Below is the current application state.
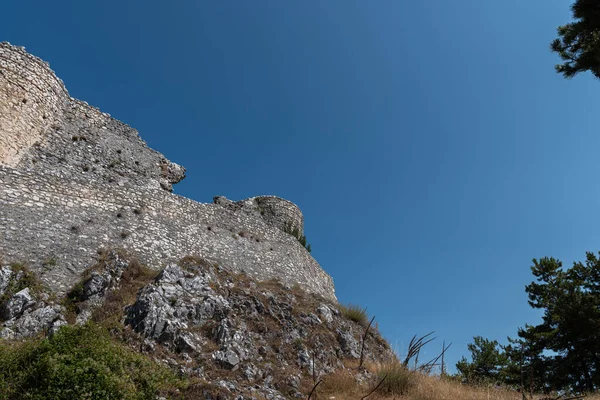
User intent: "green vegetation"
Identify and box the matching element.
[0,264,44,309]
[0,323,182,400]
[456,251,600,394]
[455,336,509,384]
[338,303,368,325]
[552,0,600,79]
[283,222,312,252]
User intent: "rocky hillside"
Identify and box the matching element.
[0,250,393,399]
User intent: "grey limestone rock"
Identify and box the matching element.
[0,267,11,297]
[317,304,334,324]
[125,263,230,352]
[0,288,36,320]
[213,348,241,369]
[337,328,361,359]
[1,304,65,339]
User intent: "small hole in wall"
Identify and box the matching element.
[270,248,274,251]
[134,161,140,165]
[116,213,123,218]
[116,149,122,154]
[120,231,130,239]
[22,98,27,104]
[42,114,47,120]
[256,238,260,243]
[133,209,141,215]
[70,226,80,234]
[82,165,90,172]
[207,226,212,231]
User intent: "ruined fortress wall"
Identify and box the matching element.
[0,44,69,166]
[253,196,305,234]
[0,42,185,192]
[0,42,337,302]
[0,166,336,301]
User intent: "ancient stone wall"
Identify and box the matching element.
[0,43,69,166]
[0,166,335,301]
[0,42,185,192]
[0,42,337,302]
[214,195,304,235]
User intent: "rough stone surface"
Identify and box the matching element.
[0,287,35,320]
[0,304,66,339]
[121,260,393,398]
[0,251,394,398]
[0,267,11,297]
[0,42,336,302]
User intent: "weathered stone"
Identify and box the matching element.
[1,304,65,339]
[317,304,334,324]
[82,272,109,299]
[0,42,336,302]
[0,288,36,320]
[0,267,11,298]
[337,329,361,359]
[213,348,241,369]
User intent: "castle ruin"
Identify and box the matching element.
[0,42,336,301]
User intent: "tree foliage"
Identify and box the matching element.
[455,336,508,384]
[456,253,600,393]
[551,0,600,78]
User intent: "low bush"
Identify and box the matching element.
[0,323,182,400]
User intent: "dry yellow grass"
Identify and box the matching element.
[313,361,600,400]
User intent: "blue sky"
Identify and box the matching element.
[3,1,599,371]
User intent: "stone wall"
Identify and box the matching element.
[0,42,185,192]
[0,167,335,301]
[0,42,336,302]
[214,195,305,235]
[0,43,69,166]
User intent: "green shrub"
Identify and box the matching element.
[339,303,368,325]
[0,323,182,400]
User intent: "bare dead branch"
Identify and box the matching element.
[359,315,376,368]
[361,373,388,400]
[307,379,322,400]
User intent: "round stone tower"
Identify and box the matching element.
[253,195,304,235]
[0,43,70,166]
[214,195,304,235]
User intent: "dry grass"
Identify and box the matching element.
[339,303,369,325]
[90,257,158,326]
[308,361,600,400]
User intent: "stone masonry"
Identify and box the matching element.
[0,42,336,301]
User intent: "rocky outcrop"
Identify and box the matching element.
[0,252,392,399]
[121,258,391,398]
[0,265,66,339]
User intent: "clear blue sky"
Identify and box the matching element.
[3,1,599,371]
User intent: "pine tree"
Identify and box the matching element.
[455,336,509,384]
[551,0,600,78]
[519,254,600,392]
